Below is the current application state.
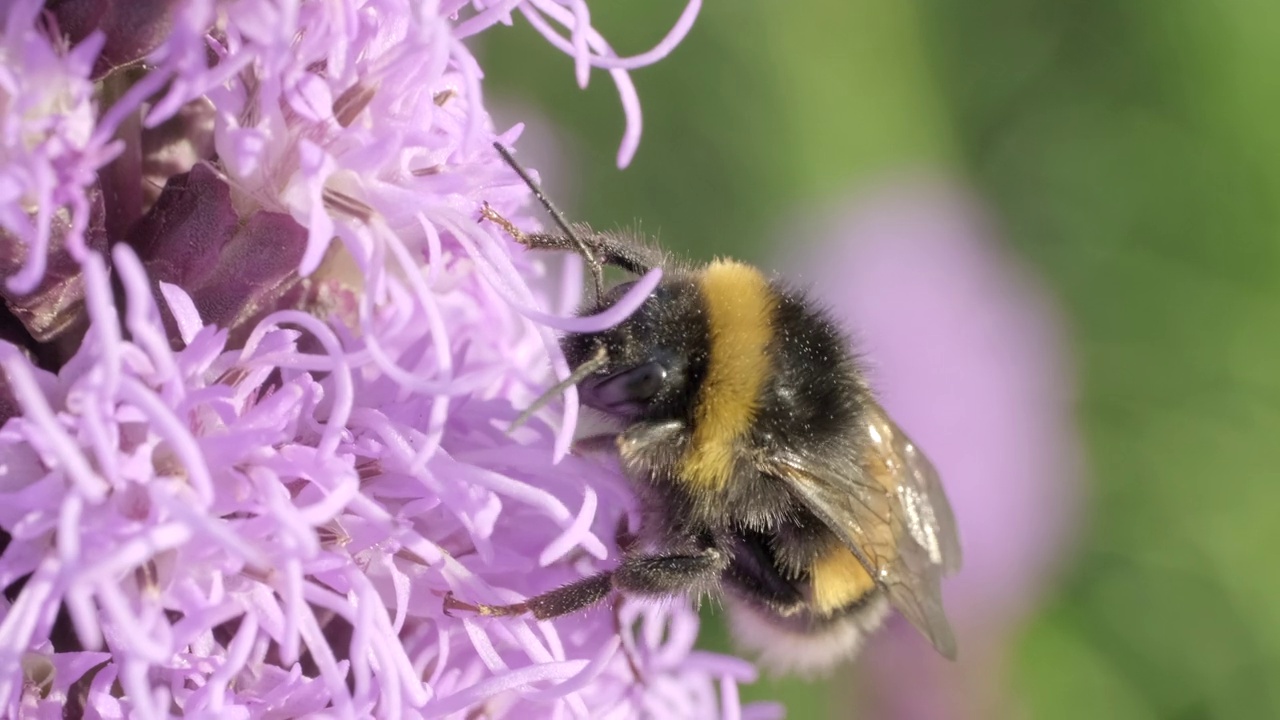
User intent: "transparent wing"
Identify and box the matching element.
[765,400,962,659]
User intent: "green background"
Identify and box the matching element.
[480,2,1280,718]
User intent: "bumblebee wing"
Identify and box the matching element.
[765,400,962,659]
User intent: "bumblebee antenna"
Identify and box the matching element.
[492,142,605,300]
[509,344,609,432]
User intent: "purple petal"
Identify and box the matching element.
[0,2,758,717]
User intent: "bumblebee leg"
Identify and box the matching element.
[576,422,685,462]
[572,433,620,456]
[612,596,645,682]
[615,515,638,553]
[519,230,661,276]
[616,420,687,471]
[612,545,727,597]
[480,203,661,276]
[443,546,726,620]
[443,572,613,620]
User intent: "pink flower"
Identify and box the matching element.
[0,1,775,718]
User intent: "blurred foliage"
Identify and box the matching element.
[922,1,1280,718]
[481,1,1280,717]
[479,0,950,266]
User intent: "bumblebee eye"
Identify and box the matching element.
[583,361,667,411]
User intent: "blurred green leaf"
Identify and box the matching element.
[480,0,952,264]
[1017,613,1157,720]
[922,0,1280,717]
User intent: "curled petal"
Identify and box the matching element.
[0,2,758,717]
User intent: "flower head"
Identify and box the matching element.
[0,1,774,718]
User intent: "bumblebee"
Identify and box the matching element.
[445,143,962,674]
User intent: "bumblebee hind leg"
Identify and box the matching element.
[444,573,614,620]
[444,545,727,620]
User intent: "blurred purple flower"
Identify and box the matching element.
[781,180,1082,720]
[0,1,776,718]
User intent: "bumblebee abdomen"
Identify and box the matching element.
[725,588,891,678]
[723,523,879,620]
[722,529,889,677]
[808,542,878,616]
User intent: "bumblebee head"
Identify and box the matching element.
[560,278,706,423]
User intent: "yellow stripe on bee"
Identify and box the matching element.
[811,544,878,615]
[679,260,776,490]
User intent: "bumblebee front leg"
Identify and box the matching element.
[444,545,727,620]
[480,203,663,277]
